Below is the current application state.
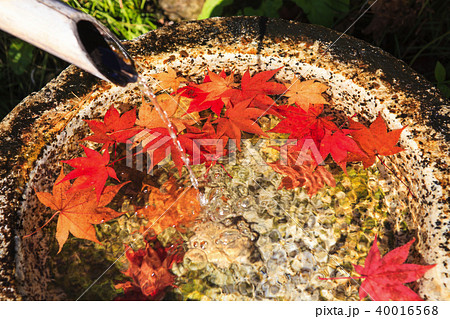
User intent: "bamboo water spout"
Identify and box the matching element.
[0,0,137,86]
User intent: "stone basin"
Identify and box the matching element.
[0,17,448,300]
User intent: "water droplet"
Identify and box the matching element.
[218,230,241,247]
[237,281,254,296]
[183,248,207,270]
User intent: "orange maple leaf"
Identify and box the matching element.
[150,66,187,92]
[33,168,128,252]
[215,99,268,151]
[136,93,199,132]
[137,178,201,235]
[284,78,328,110]
[348,113,406,168]
[193,69,238,105]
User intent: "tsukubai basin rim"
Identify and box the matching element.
[0,16,448,300]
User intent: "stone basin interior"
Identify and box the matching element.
[0,17,448,300]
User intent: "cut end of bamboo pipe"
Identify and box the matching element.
[76,19,138,86]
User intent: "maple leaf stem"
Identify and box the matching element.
[339,113,358,130]
[108,155,128,167]
[319,276,364,280]
[23,210,60,239]
[218,163,233,179]
[376,154,417,199]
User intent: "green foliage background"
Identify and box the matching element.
[0,0,448,120]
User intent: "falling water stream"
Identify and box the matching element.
[137,76,209,206]
[137,77,199,188]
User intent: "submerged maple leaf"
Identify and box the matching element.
[215,99,268,151]
[348,113,406,168]
[320,236,436,301]
[34,168,127,252]
[115,240,182,300]
[284,78,329,110]
[149,66,187,92]
[60,145,119,202]
[83,105,140,149]
[268,148,335,196]
[137,178,201,235]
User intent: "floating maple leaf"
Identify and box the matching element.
[215,99,268,151]
[180,70,233,115]
[136,93,199,133]
[115,240,182,300]
[230,67,286,114]
[137,178,201,235]
[347,113,406,168]
[33,168,127,252]
[270,104,338,144]
[320,236,436,301]
[183,117,228,168]
[319,129,366,173]
[284,78,329,110]
[149,66,187,92]
[136,127,196,175]
[60,145,120,202]
[192,69,237,105]
[83,105,140,149]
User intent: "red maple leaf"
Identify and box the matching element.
[270,104,338,144]
[183,117,228,168]
[320,236,436,301]
[83,105,140,149]
[347,113,406,168]
[268,148,335,196]
[230,67,286,115]
[180,70,235,115]
[214,99,268,151]
[319,129,366,173]
[60,145,119,202]
[137,127,196,175]
[114,240,182,300]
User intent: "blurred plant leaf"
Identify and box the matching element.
[434,61,446,83]
[7,40,35,75]
[434,61,450,98]
[292,0,349,27]
[243,0,283,18]
[198,0,233,19]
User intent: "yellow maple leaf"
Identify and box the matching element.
[284,78,328,110]
[136,93,199,132]
[150,66,187,92]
